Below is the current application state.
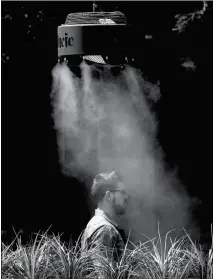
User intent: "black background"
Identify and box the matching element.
[2,1,211,246]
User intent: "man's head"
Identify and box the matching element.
[91,171,129,216]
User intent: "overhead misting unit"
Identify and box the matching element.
[57,10,135,69]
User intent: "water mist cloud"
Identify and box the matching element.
[51,61,198,245]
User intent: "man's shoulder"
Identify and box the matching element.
[84,213,118,239]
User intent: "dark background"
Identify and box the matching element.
[2,1,211,246]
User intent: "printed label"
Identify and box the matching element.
[58,26,83,56]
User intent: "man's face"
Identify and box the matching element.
[111,182,129,216]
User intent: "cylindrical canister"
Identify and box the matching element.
[57,23,127,57]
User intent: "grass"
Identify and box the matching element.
[1,225,212,279]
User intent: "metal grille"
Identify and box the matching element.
[83,55,106,64]
[65,11,126,25]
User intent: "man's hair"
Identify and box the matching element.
[91,171,123,205]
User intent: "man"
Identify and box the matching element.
[81,171,129,272]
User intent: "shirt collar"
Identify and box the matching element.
[95,207,119,228]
